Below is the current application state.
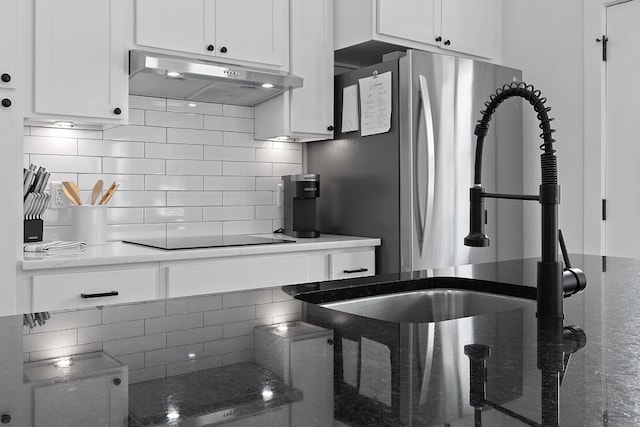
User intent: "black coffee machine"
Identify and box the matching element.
[282,174,320,238]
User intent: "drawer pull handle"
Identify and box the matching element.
[80,291,119,299]
[343,268,368,274]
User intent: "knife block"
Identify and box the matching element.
[24,219,43,243]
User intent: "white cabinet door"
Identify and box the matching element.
[0,0,18,89]
[440,0,494,58]
[215,0,287,66]
[289,0,334,137]
[377,0,438,46]
[33,0,128,121]
[136,0,216,56]
[0,318,24,425]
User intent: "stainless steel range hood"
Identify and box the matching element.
[129,50,303,106]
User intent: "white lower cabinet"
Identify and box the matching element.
[329,250,375,280]
[30,267,159,312]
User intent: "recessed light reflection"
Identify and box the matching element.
[55,358,72,369]
[167,411,180,420]
[188,353,196,359]
[188,103,197,107]
[262,83,274,88]
[262,387,274,401]
[276,324,288,332]
[54,121,74,128]
[166,71,182,78]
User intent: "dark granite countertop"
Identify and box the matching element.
[1,254,639,426]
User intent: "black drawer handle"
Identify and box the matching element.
[343,268,368,274]
[81,291,119,299]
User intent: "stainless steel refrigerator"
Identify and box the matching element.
[308,50,524,273]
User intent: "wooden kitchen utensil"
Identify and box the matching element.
[62,181,82,205]
[90,179,104,205]
[98,182,119,205]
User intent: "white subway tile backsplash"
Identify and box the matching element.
[166,222,223,238]
[78,174,145,191]
[129,366,166,384]
[103,157,165,175]
[255,300,301,319]
[30,127,102,139]
[256,148,302,164]
[146,110,204,129]
[107,208,144,224]
[273,163,303,176]
[167,191,221,206]
[222,105,254,118]
[223,161,271,176]
[129,95,166,111]
[145,143,203,160]
[78,320,144,344]
[204,306,255,326]
[223,132,271,148]
[205,116,253,133]
[78,139,145,158]
[24,136,78,155]
[33,96,281,243]
[204,146,255,162]
[23,329,77,353]
[204,176,255,191]
[102,301,166,324]
[144,207,203,223]
[167,159,222,176]
[28,343,103,363]
[222,319,270,339]
[166,356,222,377]
[107,191,166,208]
[166,325,223,348]
[145,175,203,191]
[203,206,254,221]
[167,128,223,145]
[103,125,166,143]
[102,333,167,356]
[203,335,253,356]
[24,126,30,136]
[128,109,145,125]
[167,99,223,115]
[223,191,272,206]
[166,295,222,316]
[115,353,145,371]
[145,343,204,367]
[32,309,101,333]
[222,289,272,308]
[30,154,101,174]
[222,349,254,366]
[145,313,203,335]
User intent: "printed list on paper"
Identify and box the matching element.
[358,71,392,137]
[341,84,359,133]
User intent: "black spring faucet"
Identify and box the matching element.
[464,82,586,319]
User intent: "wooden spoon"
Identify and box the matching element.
[98,182,119,205]
[62,181,82,205]
[90,180,104,205]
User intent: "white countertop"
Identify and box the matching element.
[22,234,381,271]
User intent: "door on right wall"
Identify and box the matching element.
[604,0,640,258]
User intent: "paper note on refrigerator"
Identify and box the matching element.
[341,84,359,133]
[358,71,392,137]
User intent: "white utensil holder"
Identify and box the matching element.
[71,205,107,245]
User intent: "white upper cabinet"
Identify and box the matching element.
[31,0,128,125]
[0,0,18,90]
[255,0,334,141]
[336,0,498,59]
[136,0,288,68]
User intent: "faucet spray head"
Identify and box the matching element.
[464,186,490,247]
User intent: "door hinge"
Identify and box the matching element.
[602,199,607,221]
[596,35,608,61]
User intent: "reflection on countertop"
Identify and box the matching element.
[3,255,640,425]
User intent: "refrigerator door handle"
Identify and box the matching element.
[414,74,436,255]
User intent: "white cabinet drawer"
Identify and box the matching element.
[32,268,158,312]
[167,254,311,298]
[329,251,375,280]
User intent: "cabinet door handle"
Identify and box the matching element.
[327,125,334,131]
[113,107,122,115]
[444,40,451,46]
[220,46,228,53]
[0,414,11,424]
[80,291,119,299]
[207,44,215,52]
[343,268,368,274]
[1,73,11,83]
[1,98,11,108]
[435,36,442,42]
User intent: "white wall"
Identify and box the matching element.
[501,1,585,257]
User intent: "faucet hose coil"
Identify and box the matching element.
[473,82,558,185]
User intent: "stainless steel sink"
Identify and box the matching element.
[320,288,533,323]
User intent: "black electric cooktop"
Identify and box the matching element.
[122,235,294,250]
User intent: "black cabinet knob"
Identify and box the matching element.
[327,125,334,131]
[435,36,442,42]
[113,378,121,386]
[1,98,11,108]
[220,46,228,53]
[113,107,122,115]
[327,338,334,346]
[0,414,11,424]
[207,44,214,52]
[444,40,451,46]
[1,73,10,83]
